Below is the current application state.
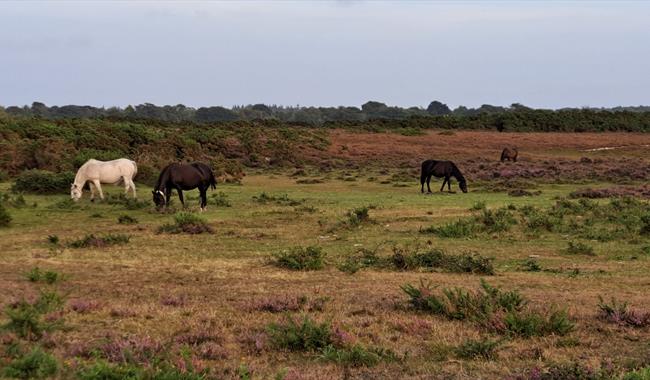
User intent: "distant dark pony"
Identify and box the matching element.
[420,160,468,193]
[152,162,217,210]
[500,147,518,162]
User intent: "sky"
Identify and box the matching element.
[1,1,649,109]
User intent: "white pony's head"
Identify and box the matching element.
[70,183,82,201]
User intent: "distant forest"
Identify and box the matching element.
[2,101,650,132]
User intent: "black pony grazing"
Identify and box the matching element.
[420,160,468,193]
[501,147,518,162]
[152,162,217,210]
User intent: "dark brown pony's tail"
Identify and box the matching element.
[209,170,217,190]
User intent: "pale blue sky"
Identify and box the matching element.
[1,1,649,109]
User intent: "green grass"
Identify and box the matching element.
[0,176,649,378]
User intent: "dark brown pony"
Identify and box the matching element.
[420,160,468,193]
[500,147,518,162]
[152,162,217,210]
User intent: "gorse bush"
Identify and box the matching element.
[158,212,212,234]
[26,267,61,284]
[272,246,325,271]
[252,192,302,206]
[266,316,332,351]
[11,170,75,194]
[390,247,494,275]
[321,345,397,367]
[3,290,65,340]
[2,347,59,379]
[68,233,130,248]
[423,219,476,238]
[401,280,573,337]
[210,191,231,207]
[347,206,371,226]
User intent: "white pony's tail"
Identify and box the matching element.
[131,160,138,179]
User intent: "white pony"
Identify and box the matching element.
[70,158,138,201]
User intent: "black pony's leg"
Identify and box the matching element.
[426,176,432,193]
[440,178,447,192]
[177,188,185,208]
[165,188,172,207]
[448,177,452,191]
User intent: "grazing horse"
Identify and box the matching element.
[500,147,518,162]
[152,162,217,211]
[71,158,137,201]
[420,160,468,193]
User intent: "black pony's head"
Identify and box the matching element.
[152,190,166,207]
[459,178,468,193]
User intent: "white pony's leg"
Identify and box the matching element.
[130,179,137,199]
[93,179,104,200]
[89,182,95,200]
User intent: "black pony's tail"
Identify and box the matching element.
[420,161,429,185]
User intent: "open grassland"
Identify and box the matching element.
[1,168,650,379]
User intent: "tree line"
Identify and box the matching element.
[2,101,650,132]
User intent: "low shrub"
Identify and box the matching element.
[272,246,325,271]
[117,214,138,225]
[470,201,487,211]
[47,235,59,245]
[11,170,75,194]
[476,207,517,233]
[0,202,11,227]
[158,212,212,234]
[454,338,501,360]
[565,241,595,256]
[266,316,332,352]
[2,347,59,379]
[68,233,130,248]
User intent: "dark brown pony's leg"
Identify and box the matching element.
[199,187,207,210]
[426,176,432,193]
[448,178,452,191]
[440,178,447,192]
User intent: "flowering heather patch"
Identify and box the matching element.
[99,335,163,364]
[160,294,188,307]
[570,185,650,199]
[245,295,307,313]
[196,342,229,360]
[173,328,222,346]
[392,317,434,337]
[238,331,268,353]
[109,308,137,318]
[69,299,102,314]
[597,297,650,328]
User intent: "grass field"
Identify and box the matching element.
[2,168,650,379]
